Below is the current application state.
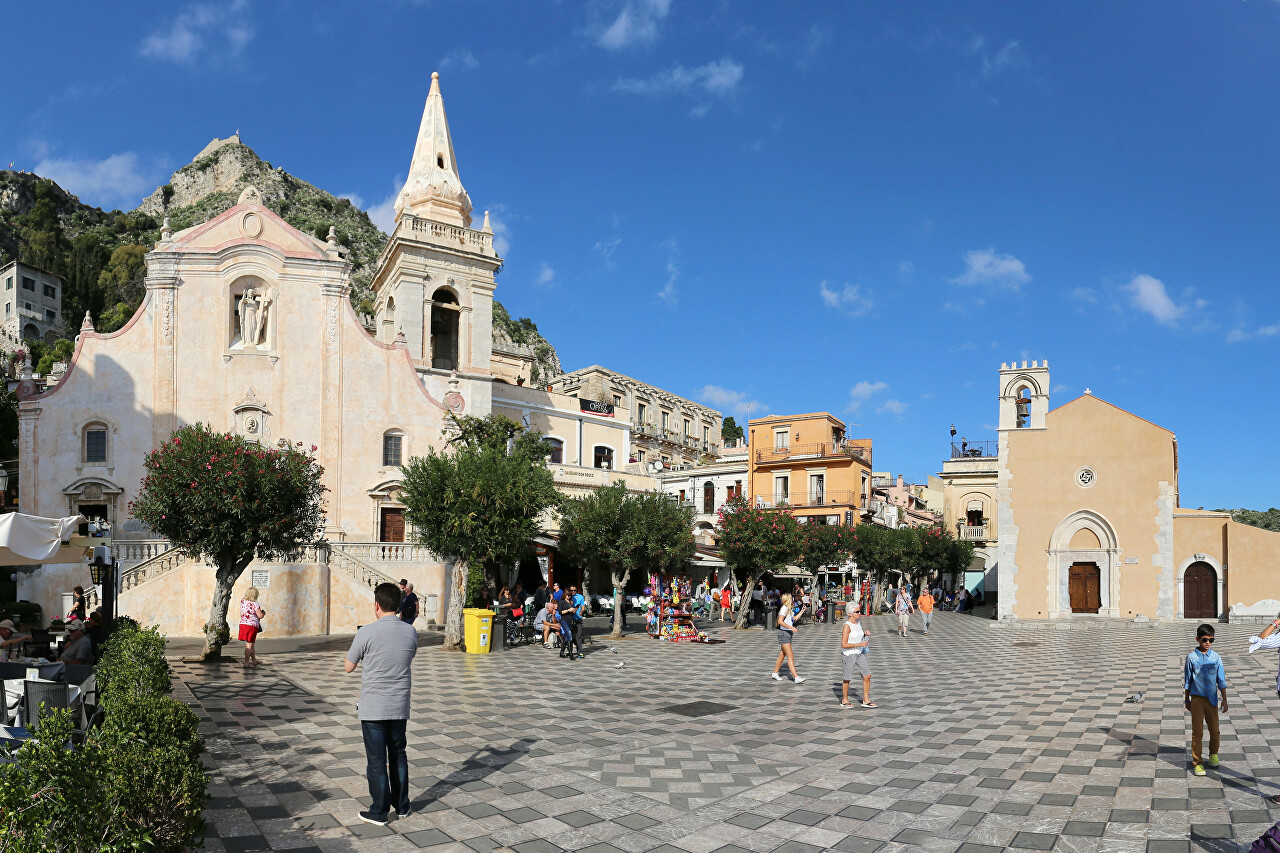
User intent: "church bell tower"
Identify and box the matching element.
[997,360,1050,431]
[370,72,500,413]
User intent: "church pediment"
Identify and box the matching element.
[165,190,330,261]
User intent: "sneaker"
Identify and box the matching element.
[359,810,390,826]
[397,805,413,819]
[1192,765,1206,776]
[1208,754,1220,767]
[770,672,783,681]
[793,676,806,684]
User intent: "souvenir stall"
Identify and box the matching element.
[644,572,723,643]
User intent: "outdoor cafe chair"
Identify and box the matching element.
[0,680,11,726]
[22,681,70,732]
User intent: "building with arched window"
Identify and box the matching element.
[935,361,1280,623]
[1,260,63,346]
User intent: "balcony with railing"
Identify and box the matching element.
[950,440,997,459]
[959,525,988,541]
[752,490,858,509]
[754,442,870,466]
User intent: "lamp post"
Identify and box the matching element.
[88,545,115,624]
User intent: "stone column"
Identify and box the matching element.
[320,282,346,535]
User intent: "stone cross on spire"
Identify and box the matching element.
[394,71,473,228]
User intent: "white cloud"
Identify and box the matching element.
[897,260,914,281]
[360,178,403,234]
[140,0,253,64]
[657,237,679,305]
[439,49,478,72]
[613,58,745,107]
[33,152,154,208]
[1226,321,1280,343]
[1071,286,1097,303]
[847,381,888,415]
[696,385,767,420]
[876,399,908,416]
[950,248,1031,290]
[1124,273,1187,326]
[594,235,622,267]
[597,0,672,49]
[487,204,512,256]
[535,263,555,287]
[818,281,873,317]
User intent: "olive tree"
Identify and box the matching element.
[130,423,327,660]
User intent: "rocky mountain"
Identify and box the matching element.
[138,136,387,306]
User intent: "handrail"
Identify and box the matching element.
[752,490,858,509]
[118,545,187,593]
[331,542,435,563]
[755,442,870,465]
[950,440,997,459]
[327,547,400,591]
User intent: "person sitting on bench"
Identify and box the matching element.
[533,600,559,649]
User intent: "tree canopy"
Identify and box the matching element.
[716,495,802,627]
[721,416,743,443]
[1220,507,1280,533]
[129,423,327,658]
[399,414,560,650]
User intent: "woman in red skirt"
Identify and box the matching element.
[238,587,266,667]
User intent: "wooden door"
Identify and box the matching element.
[1184,562,1217,619]
[380,508,405,543]
[703,483,715,514]
[1069,562,1101,613]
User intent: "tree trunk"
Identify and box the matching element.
[203,556,250,661]
[443,558,468,651]
[732,572,756,628]
[609,567,630,639]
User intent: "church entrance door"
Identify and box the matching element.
[380,508,405,543]
[1069,562,1101,613]
[1184,562,1217,619]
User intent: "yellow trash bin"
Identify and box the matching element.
[463,608,495,654]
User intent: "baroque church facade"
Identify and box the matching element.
[15,73,501,636]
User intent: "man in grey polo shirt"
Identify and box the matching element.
[345,581,418,826]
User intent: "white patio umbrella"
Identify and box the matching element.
[0,513,89,566]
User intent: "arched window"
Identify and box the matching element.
[430,288,460,371]
[593,445,614,469]
[22,323,39,340]
[83,423,108,464]
[382,430,403,467]
[966,499,985,527]
[544,438,564,464]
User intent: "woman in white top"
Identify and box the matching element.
[770,593,806,684]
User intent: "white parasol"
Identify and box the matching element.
[0,513,89,566]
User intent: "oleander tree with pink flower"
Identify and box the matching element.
[130,422,327,660]
[715,495,802,628]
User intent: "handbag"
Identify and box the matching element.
[511,607,524,619]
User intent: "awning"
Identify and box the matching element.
[0,513,89,566]
[768,566,814,579]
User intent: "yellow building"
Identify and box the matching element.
[945,361,1280,623]
[747,413,872,524]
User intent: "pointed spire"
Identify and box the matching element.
[395,71,473,228]
[481,210,492,234]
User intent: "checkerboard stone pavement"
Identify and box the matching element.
[168,610,1280,853]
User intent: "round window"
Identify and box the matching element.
[1075,466,1097,489]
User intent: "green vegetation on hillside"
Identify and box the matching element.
[492,300,562,384]
[1217,508,1280,532]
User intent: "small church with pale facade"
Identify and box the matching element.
[938,361,1280,623]
[15,73,501,636]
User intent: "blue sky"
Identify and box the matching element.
[5,1,1279,508]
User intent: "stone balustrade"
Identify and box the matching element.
[331,542,434,563]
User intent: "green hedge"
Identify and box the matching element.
[0,619,207,852]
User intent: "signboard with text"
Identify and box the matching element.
[580,399,615,417]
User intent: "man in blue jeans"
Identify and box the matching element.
[345,581,419,826]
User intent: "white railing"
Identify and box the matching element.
[119,547,187,592]
[115,539,171,565]
[327,548,399,591]
[332,542,434,563]
[406,215,493,253]
[960,525,988,541]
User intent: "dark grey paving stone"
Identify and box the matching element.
[1146,843,1190,853]
[836,805,881,821]
[791,785,833,798]
[1110,809,1150,823]
[1189,825,1232,840]
[831,839,883,853]
[1010,832,1057,850]
[1021,771,1055,782]
[954,812,984,827]
[559,811,604,828]
[403,829,456,848]
[1062,821,1106,837]
[245,805,289,820]
[888,800,930,814]
[578,845,627,853]
[770,843,823,853]
[463,840,501,853]
[1038,793,1077,807]
[727,813,773,830]
[1081,785,1118,797]
[350,822,396,839]
[222,839,272,853]
[615,813,662,831]
[504,807,545,824]
[977,778,1015,790]
[1233,809,1272,823]
[992,802,1034,816]
[460,803,502,819]
[940,793,979,807]
[1118,777,1153,787]
[1187,787,1225,799]
[543,786,582,798]
[840,782,876,795]
[781,810,826,826]
[513,841,564,853]
[957,845,1004,853]
[709,847,752,853]
[892,829,935,845]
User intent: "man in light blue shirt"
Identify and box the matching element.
[1183,623,1227,776]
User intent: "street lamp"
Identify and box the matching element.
[88,545,115,624]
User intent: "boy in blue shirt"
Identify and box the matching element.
[1184,623,1228,776]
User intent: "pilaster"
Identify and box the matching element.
[995,431,1018,620]
[1155,481,1176,619]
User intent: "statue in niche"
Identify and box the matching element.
[236,287,274,349]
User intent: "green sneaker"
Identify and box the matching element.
[1208,754,1220,767]
[1192,764,1206,776]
